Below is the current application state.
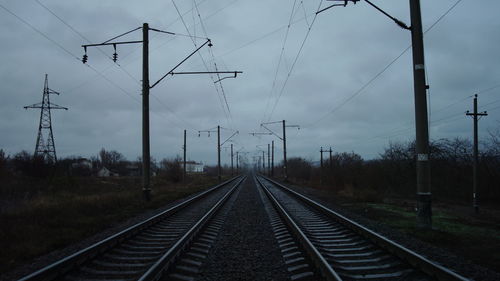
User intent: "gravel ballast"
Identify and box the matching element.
[196,176,290,281]
[280,180,500,281]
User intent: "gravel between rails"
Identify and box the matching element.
[280,180,500,281]
[196,176,290,281]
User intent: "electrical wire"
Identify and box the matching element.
[34,0,141,85]
[261,0,298,126]
[268,0,324,121]
[304,0,463,128]
[0,2,80,62]
[171,0,232,126]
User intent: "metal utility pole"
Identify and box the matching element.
[282,120,288,181]
[316,0,430,227]
[199,126,238,182]
[82,23,241,201]
[268,143,271,176]
[236,151,239,174]
[217,125,221,181]
[183,129,187,181]
[271,140,275,177]
[260,120,299,181]
[329,147,333,169]
[231,143,234,176]
[409,0,432,228]
[141,23,151,200]
[320,147,324,185]
[466,94,488,213]
[262,150,265,173]
[24,74,68,163]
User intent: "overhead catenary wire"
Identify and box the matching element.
[171,0,232,127]
[304,0,464,128]
[261,0,298,126]
[267,0,324,121]
[193,0,233,119]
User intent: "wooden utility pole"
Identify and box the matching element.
[410,0,432,228]
[142,23,151,201]
[466,94,487,213]
[231,143,234,176]
[183,129,187,181]
[236,151,239,174]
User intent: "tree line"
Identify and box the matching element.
[273,133,500,204]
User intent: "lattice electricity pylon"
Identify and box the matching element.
[24,74,68,163]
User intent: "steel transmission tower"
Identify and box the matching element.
[24,74,68,163]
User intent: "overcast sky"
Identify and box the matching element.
[1,0,499,166]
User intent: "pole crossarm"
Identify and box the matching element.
[170,71,242,76]
[221,131,239,147]
[260,124,283,140]
[102,27,142,44]
[82,40,143,48]
[24,103,68,110]
[318,0,360,14]
[150,39,212,88]
[364,0,411,30]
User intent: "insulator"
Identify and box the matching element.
[113,53,118,62]
[208,41,213,47]
[82,54,88,64]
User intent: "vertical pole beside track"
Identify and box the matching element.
[409,0,431,228]
[142,23,151,201]
[283,120,288,182]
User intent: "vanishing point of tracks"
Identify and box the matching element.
[17,174,470,281]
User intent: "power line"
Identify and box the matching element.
[194,0,233,119]
[268,0,324,121]
[305,0,463,128]
[0,2,80,61]
[171,0,232,126]
[261,0,298,125]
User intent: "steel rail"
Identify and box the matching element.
[18,176,242,281]
[139,175,246,281]
[260,175,470,281]
[255,175,342,281]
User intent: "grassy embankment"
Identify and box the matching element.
[0,174,226,274]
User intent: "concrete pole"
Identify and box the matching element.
[183,129,186,181]
[283,120,288,181]
[271,140,274,177]
[268,143,271,176]
[410,0,431,228]
[217,125,221,182]
[142,23,151,201]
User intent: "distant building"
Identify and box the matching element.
[124,164,141,177]
[97,166,119,177]
[186,161,204,173]
[70,158,92,176]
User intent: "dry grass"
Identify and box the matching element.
[0,174,221,274]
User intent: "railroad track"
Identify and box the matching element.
[18,176,246,281]
[256,175,470,281]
